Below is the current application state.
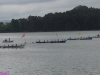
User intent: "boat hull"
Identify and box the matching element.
[2,40,13,43]
[2,45,25,48]
[36,40,66,43]
[67,37,92,40]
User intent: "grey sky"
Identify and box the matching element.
[0,0,100,21]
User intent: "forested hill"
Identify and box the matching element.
[1,5,100,32]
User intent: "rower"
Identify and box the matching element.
[97,34,100,37]
[8,45,9,47]
[4,45,5,48]
[47,40,48,42]
[39,39,40,42]
[12,44,13,47]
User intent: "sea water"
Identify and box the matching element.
[0,31,100,75]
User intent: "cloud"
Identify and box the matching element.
[0,0,70,20]
[67,0,100,8]
[0,0,100,21]
[0,0,55,5]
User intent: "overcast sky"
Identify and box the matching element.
[0,0,100,21]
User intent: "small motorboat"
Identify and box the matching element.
[2,38,13,43]
[2,40,13,43]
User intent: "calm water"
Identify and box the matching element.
[0,31,100,75]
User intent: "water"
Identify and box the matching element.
[0,31,100,75]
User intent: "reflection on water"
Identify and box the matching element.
[0,31,100,75]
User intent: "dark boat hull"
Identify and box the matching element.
[68,37,92,40]
[36,40,66,43]
[2,40,13,43]
[92,36,100,38]
[1,45,25,48]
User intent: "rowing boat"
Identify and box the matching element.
[67,37,92,40]
[1,44,25,48]
[36,40,66,43]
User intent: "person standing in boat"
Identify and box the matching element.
[97,34,100,37]
[9,38,10,41]
[5,39,7,41]
[39,39,40,42]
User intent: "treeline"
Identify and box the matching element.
[1,5,100,32]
